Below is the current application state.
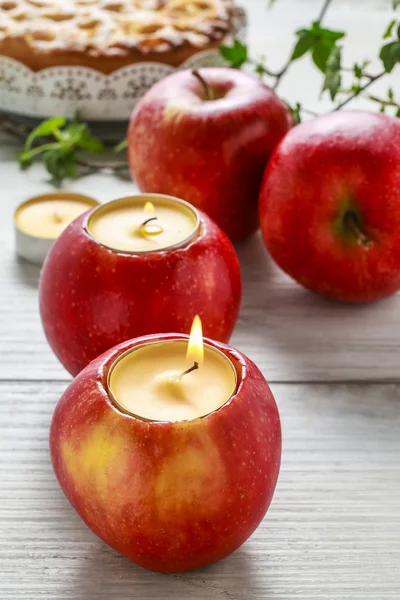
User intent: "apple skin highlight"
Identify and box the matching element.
[50,334,282,573]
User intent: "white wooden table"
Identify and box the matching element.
[1,1,399,598]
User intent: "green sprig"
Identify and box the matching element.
[219,0,400,118]
[290,21,345,74]
[18,117,106,184]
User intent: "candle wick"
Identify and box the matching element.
[142,216,158,227]
[139,216,164,237]
[174,361,199,382]
[53,211,63,224]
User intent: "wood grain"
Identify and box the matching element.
[0,381,399,599]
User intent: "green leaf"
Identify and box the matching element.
[393,0,400,9]
[290,29,316,61]
[388,87,395,101]
[43,148,77,183]
[322,46,342,100]
[286,102,302,125]
[59,121,87,144]
[219,39,248,68]
[380,40,400,72]
[383,19,396,39]
[56,121,105,153]
[397,23,400,39]
[76,131,105,153]
[18,150,33,169]
[114,138,127,153]
[18,150,31,164]
[350,83,362,94]
[24,116,66,151]
[353,63,363,78]
[290,22,345,66]
[255,63,268,76]
[312,41,333,72]
[396,107,400,117]
[310,22,345,43]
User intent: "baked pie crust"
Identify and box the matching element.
[0,0,235,73]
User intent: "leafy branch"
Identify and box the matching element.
[13,116,129,184]
[18,117,107,184]
[220,0,400,122]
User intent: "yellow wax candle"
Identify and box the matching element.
[108,318,237,422]
[87,194,199,253]
[15,192,98,239]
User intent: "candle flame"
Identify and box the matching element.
[144,201,155,214]
[187,315,204,366]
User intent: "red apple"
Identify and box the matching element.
[39,198,241,376]
[259,111,400,302]
[50,334,282,573]
[128,67,293,242]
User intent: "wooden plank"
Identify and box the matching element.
[0,380,399,599]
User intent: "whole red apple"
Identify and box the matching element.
[128,67,293,242]
[50,334,282,573]
[259,111,400,302]
[39,198,241,376]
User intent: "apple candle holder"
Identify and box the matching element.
[39,194,242,376]
[49,331,282,573]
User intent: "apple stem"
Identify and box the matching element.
[343,211,372,248]
[192,70,213,101]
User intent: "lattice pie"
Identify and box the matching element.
[0,0,235,72]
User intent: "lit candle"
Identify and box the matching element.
[108,316,237,421]
[15,192,98,265]
[40,193,241,376]
[87,194,199,253]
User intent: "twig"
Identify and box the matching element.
[341,66,376,81]
[317,0,333,24]
[0,117,29,142]
[302,107,320,117]
[334,71,385,110]
[274,63,291,90]
[250,60,280,78]
[274,0,333,90]
[76,159,129,177]
[368,94,399,108]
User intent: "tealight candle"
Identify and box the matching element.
[15,191,98,265]
[88,194,199,253]
[108,316,237,421]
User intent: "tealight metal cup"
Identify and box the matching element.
[14,191,99,266]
